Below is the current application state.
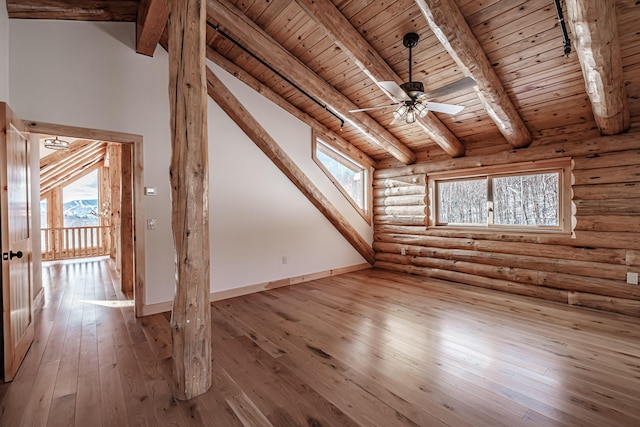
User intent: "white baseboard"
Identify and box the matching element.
[140,300,173,316]
[139,263,371,316]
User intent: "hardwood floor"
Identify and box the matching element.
[2,257,640,426]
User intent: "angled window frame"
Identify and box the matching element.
[427,158,573,234]
[313,136,372,224]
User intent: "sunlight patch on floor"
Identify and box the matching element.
[80,299,134,308]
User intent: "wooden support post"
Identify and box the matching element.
[120,143,134,293]
[50,187,63,255]
[168,0,211,400]
[100,156,112,256]
[108,144,122,266]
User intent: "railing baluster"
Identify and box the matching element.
[41,226,112,261]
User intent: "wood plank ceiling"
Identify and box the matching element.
[39,139,108,196]
[7,0,639,165]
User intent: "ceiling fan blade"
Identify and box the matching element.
[423,102,465,115]
[422,76,477,99]
[349,102,401,113]
[379,81,411,101]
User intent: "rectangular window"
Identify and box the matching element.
[428,159,571,233]
[313,137,371,223]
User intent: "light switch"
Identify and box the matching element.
[144,187,156,196]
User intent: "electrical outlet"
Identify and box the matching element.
[282,256,288,265]
[146,219,156,230]
[401,247,406,255]
[627,272,639,285]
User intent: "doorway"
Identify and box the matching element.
[26,120,146,317]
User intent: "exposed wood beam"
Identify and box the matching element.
[294,0,465,158]
[565,0,629,135]
[26,121,143,144]
[206,66,376,265]
[168,0,211,400]
[108,144,121,263]
[6,0,138,21]
[207,0,416,164]
[136,0,169,57]
[414,0,532,149]
[205,47,377,169]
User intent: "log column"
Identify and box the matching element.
[168,0,211,400]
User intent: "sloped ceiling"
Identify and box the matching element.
[8,0,639,167]
[40,139,107,196]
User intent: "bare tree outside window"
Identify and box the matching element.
[438,179,487,224]
[492,173,559,226]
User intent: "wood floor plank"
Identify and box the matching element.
[226,392,274,427]
[74,321,101,427]
[98,333,128,426]
[18,359,59,426]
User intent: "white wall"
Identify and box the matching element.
[0,0,9,102]
[207,61,371,292]
[9,20,371,306]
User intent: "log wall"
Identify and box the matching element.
[373,130,640,316]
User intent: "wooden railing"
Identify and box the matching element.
[41,226,111,261]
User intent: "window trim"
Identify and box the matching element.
[313,137,372,224]
[427,158,573,234]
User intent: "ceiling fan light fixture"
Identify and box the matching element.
[415,102,428,118]
[405,108,416,124]
[43,136,70,151]
[393,104,408,120]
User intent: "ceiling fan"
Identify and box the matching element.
[350,32,477,124]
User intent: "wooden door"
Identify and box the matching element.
[1,102,34,382]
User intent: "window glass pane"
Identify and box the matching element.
[492,173,559,226]
[63,170,100,227]
[40,199,48,229]
[438,178,487,224]
[316,144,365,209]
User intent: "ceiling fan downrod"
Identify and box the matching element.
[401,32,425,98]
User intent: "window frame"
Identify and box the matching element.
[312,137,372,224]
[427,158,572,234]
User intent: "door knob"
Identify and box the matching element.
[9,250,23,260]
